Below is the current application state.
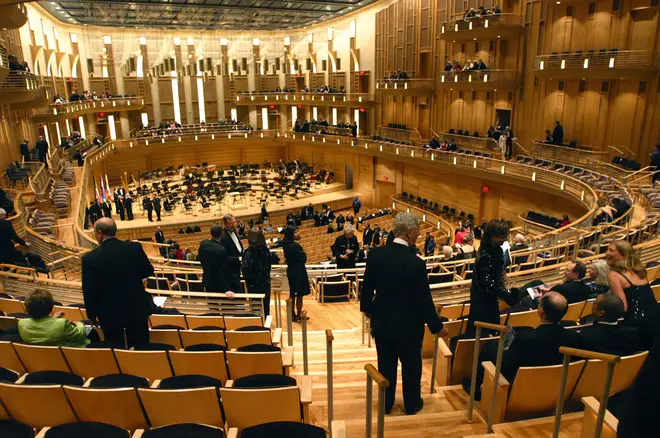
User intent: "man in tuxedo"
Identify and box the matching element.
[198,224,231,293]
[36,136,49,168]
[82,218,154,348]
[220,214,243,292]
[123,196,134,220]
[143,197,154,222]
[331,225,360,269]
[541,261,591,304]
[155,227,166,257]
[361,212,447,415]
[579,294,644,356]
[352,196,362,215]
[362,223,374,246]
[152,194,162,221]
[552,120,564,146]
[114,188,126,221]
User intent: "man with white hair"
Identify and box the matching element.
[361,212,448,415]
[331,223,359,269]
[0,208,29,264]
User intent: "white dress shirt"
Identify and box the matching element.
[229,230,242,253]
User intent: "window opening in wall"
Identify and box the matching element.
[639,81,647,93]
[566,5,574,16]
[579,80,587,93]
[602,81,609,92]
[588,2,596,14]
[613,0,621,12]
[558,81,565,91]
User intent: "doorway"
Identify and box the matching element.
[495,109,511,130]
[345,165,354,189]
[376,180,396,209]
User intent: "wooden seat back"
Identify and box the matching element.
[52,306,84,322]
[0,341,25,373]
[0,298,26,315]
[422,319,464,359]
[450,336,497,385]
[114,350,173,381]
[0,316,18,331]
[580,300,595,319]
[226,351,284,380]
[149,329,183,349]
[149,314,188,329]
[224,316,264,331]
[225,330,272,350]
[562,301,586,321]
[179,330,227,348]
[169,350,229,384]
[0,383,77,428]
[63,386,149,431]
[61,347,120,378]
[440,304,464,321]
[652,284,660,302]
[185,315,225,330]
[220,386,302,431]
[506,361,585,421]
[138,387,224,428]
[13,344,70,372]
[506,310,541,328]
[570,351,649,402]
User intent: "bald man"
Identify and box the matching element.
[82,217,155,348]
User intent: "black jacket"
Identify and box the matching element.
[331,234,360,268]
[155,230,165,244]
[0,219,25,263]
[579,321,644,357]
[82,238,154,328]
[242,245,280,292]
[283,241,310,295]
[198,239,230,292]
[551,280,592,304]
[36,139,48,154]
[153,197,161,211]
[361,242,443,342]
[363,228,374,245]
[220,229,244,269]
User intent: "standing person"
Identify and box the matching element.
[220,214,244,292]
[424,232,436,257]
[331,225,360,269]
[552,120,564,146]
[282,227,310,322]
[352,196,362,215]
[198,224,231,293]
[650,143,660,184]
[372,224,381,247]
[81,218,154,348]
[143,196,154,222]
[606,240,659,347]
[360,212,447,415]
[242,227,280,316]
[101,199,112,218]
[19,139,30,163]
[152,194,162,221]
[505,128,514,159]
[362,223,374,246]
[123,196,134,221]
[0,208,29,264]
[465,219,519,336]
[155,227,166,257]
[36,135,49,168]
[498,131,507,160]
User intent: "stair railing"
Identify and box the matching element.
[286,297,294,346]
[326,329,335,436]
[301,310,309,375]
[365,363,389,438]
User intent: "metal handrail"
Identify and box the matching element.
[301,310,309,376]
[326,329,335,436]
[0,71,40,90]
[364,364,389,438]
[375,78,434,90]
[440,69,518,84]
[534,50,659,70]
[286,297,294,347]
[528,141,609,165]
[34,97,143,116]
[441,13,523,30]
[235,91,374,102]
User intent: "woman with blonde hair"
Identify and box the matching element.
[606,240,658,346]
[586,259,610,297]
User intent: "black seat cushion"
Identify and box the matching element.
[44,422,129,438]
[159,374,222,389]
[237,344,281,352]
[242,421,326,438]
[192,326,225,331]
[184,343,227,352]
[86,341,125,349]
[143,424,224,438]
[235,326,269,332]
[151,325,183,330]
[233,374,296,389]
[133,343,176,351]
[23,371,84,386]
[90,374,149,389]
[0,367,19,383]
[0,420,34,438]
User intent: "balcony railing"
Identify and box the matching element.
[439,69,518,85]
[436,130,501,153]
[441,13,523,34]
[33,96,144,116]
[534,50,659,72]
[0,71,40,91]
[375,78,434,91]
[529,141,610,166]
[234,92,373,104]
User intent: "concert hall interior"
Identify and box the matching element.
[0,0,658,436]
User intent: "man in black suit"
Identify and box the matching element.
[19,139,30,163]
[123,196,134,220]
[301,203,314,220]
[362,223,374,246]
[424,232,436,257]
[552,120,564,146]
[198,224,232,293]
[220,214,243,292]
[0,208,28,264]
[152,194,162,221]
[155,227,166,257]
[541,261,591,304]
[143,197,153,222]
[114,188,125,221]
[579,294,644,356]
[82,218,154,348]
[36,136,49,168]
[331,225,360,269]
[361,212,447,415]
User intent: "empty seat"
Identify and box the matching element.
[63,385,149,431]
[38,422,130,438]
[114,349,173,381]
[0,383,77,428]
[61,347,121,378]
[226,347,294,380]
[169,350,229,384]
[141,424,225,438]
[13,344,70,373]
[138,387,225,428]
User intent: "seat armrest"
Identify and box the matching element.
[434,337,453,387]
[300,374,312,405]
[14,374,26,384]
[282,346,295,370]
[35,427,50,438]
[271,327,282,345]
[225,380,234,388]
[264,314,273,328]
[581,396,618,437]
[83,378,93,387]
[227,428,239,438]
[132,430,144,438]
[150,379,162,388]
[480,361,509,425]
[331,421,347,438]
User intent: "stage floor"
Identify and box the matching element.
[114,184,358,230]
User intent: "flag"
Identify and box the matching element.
[93,176,101,203]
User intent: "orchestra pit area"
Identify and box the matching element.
[0,0,659,437]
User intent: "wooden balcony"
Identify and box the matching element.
[438,69,518,91]
[233,92,375,108]
[32,97,144,122]
[533,50,659,79]
[0,71,48,105]
[375,79,435,96]
[0,3,27,29]
[440,14,524,42]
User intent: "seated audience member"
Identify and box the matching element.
[579,294,644,356]
[18,289,91,348]
[543,129,553,144]
[593,199,617,225]
[466,292,581,399]
[538,261,591,305]
[560,215,571,227]
[585,259,611,297]
[442,245,455,262]
[456,234,475,259]
[611,196,631,220]
[511,233,529,263]
[454,227,467,245]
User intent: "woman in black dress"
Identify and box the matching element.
[282,227,310,322]
[241,228,279,317]
[466,219,519,336]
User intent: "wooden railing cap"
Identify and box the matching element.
[364,363,390,388]
[559,346,621,363]
[325,329,334,344]
[474,321,509,333]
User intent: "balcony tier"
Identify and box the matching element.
[440,14,524,42]
[533,50,659,80]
